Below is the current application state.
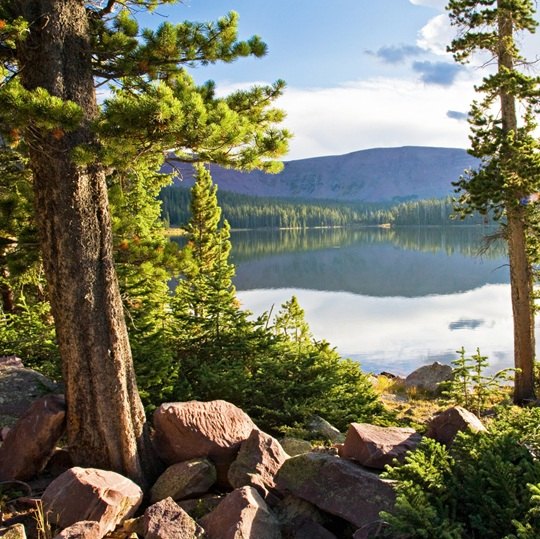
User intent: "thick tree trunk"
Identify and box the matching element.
[13,0,157,485]
[498,2,536,403]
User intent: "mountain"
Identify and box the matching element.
[167,146,478,203]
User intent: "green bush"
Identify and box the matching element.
[382,407,540,539]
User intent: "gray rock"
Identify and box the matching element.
[279,438,312,456]
[307,416,344,443]
[0,366,60,428]
[404,362,453,394]
[150,458,216,504]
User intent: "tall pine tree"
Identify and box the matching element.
[448,0,540,402]
[0,2,289,485]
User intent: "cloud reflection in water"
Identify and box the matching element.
[237,284,528,376]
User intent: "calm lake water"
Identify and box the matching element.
[226,226,530,376]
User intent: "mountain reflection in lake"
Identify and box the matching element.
[226,227,529,375]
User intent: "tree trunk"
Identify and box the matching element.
[13,0,157,486]
[498,1,536,403]
[507,208,536,402]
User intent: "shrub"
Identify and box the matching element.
[382,407,540,539]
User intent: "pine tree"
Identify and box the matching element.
[447,0,540,402]
[0,2,289,484]
[174,164,242,338]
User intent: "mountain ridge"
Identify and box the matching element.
[167,146,478,203]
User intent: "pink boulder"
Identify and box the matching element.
[42,467,143,536]
[0,394,66,480]
[153,400,258,485]
[144,497,205,539]
[228,429,289,495]
[426,406,487,445]
[340,423,422,469]
[200,486,281,539]
[275,452,395,529]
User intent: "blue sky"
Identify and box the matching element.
[139,0,538,160]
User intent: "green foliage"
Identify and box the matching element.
[167,167,383,434]
[442,347,514,414]
[383,407,540,539]
[243,299,384,434]
[0,295,59,378]
[161,186,493,229]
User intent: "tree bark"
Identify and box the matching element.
[498,1,536,403]
[13,0,157,485]
[507,208,536,402]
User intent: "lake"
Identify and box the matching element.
[227,226,529,376]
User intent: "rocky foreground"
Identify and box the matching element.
[0,359,486,539]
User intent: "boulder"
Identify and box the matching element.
[0,365,60,428]
[0,394,66,480]
[153,400,258,485]
[200,486,281,539]
[149,458,216,504]
[41,467,143,536]
[426,406,487,445]
[228,429,289,496]
[143,497,205,539]
[0,524,26,539]
[279,438,312,456]
[282,517,337,539]
[307,416,344,442]
[340,423,421,469]
[52,521,102,539]
[404,361,453,394]
[275,453,395,529]
[0,356,24,369]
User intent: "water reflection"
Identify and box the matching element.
[231,227,509,297]
[172,226,527,374]
[229,227,522,374]
[238,285,520,376]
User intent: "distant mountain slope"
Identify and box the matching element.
[167,146,478,203]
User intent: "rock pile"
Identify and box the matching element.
[0,361,486,539]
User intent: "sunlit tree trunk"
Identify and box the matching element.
[13,0,157,486]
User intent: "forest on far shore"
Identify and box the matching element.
[160,186,493,229]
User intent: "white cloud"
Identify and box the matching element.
[417,13,455,56]
[275,76,476,160]
[409,0,447,9]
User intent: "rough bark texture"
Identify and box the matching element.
[507,210,536,402]
[497,2,536,403]
[12,0,156,485]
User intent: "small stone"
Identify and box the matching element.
[150,458,216,503]
[426,406,487,445]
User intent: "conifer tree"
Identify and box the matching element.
[174,163,243,340]
[0,1,289,485]
[447,0,540,402]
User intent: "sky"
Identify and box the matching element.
[139,0,539,161]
